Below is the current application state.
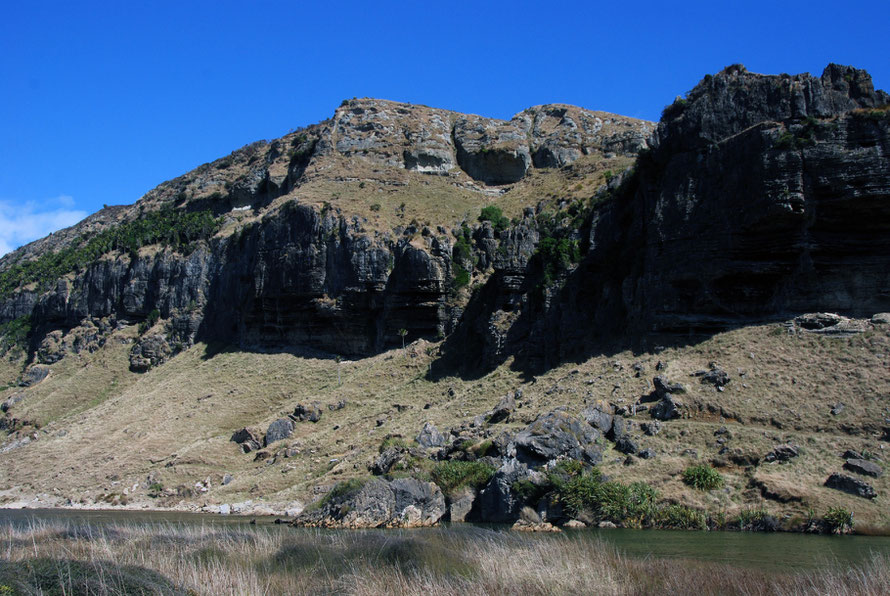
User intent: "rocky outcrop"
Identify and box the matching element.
[507,410,602,467]
[442,64,890,373]
[294,477,445,528]
[825,473,877,499]
[843,458,883,478]
[2,65,888,379]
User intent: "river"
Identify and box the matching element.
[2,508,889,572]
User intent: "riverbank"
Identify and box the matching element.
[1,518,889,595]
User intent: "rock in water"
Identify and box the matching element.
[294,477,445,528]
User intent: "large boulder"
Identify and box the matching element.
[265,418,295,446]
[128,335,172,373]
[416,422,446,448]
[230,427,263,453]
[581,405,614,435]
[448,486,478,522]
[765,444,799,462]
[293,403,322,423]
[479,458,546,523]
[488,392,516,424]
[509,410,601,467]
[653,376,686,398]
[371,447,410,475]
[651,396,682,421]
[844,458,883,478]
[294,477,445,528]
[825,473,877,499]
[19,364,50,387]
[0,394,23,413]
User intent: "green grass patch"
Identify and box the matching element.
[682,464,724,490]
[430,460,495,496]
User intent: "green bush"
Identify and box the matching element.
[550,470,602,517]
[0,315,32,354]
[452,264,470,289]
[452,225,473,263]
[682,464,724,491]
[478,206,509,232]
[823,507,854,533]
[661,97,688,120]
[430,460,495,496]
[536,236,580,285]
[138,308,161,335]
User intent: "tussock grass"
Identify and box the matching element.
[1,520,889,595]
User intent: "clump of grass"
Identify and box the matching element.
[430,460,495,496]
[683,464,724,491]
[824,506,854,534]
[378,436,413,453]
[654,504,708,530]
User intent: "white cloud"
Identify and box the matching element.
[0,197,88,258]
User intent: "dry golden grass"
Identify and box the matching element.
[1,321,889,529]
[1,520,888,595]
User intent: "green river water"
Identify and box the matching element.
[2,508,889,572]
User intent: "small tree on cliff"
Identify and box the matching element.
[398,328,408,349]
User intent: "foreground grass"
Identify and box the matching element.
[0,521,889,595]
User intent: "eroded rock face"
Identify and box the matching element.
[479,458,544,523]
[129,335,172,373]
[443,64,890,373]
[328,98,651,183]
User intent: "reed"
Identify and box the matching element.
[0,520,887,595]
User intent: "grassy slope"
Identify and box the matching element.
[1,319,888,528]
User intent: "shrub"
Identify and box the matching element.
[452,225,473,263]
[682,465,724,490]
[654,504,708,530]
[0,315,31,354]
[536,236,580,285]
[430,461,495,496]
[551,470,602,517]
[736,507,779,531]
[370,203,381,212]
[478,206,509,232]
[0,209,221,300]
[452,264,470,289]
[511,478,550,504]
[138,309,161,335]
[823,507,854,534]
[661,97,688,120]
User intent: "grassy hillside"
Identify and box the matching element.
[1,316,888,529]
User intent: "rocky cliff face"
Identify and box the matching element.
[2,65,888,377]
[442,64,890,372]
[0,99,650,368]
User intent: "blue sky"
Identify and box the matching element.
[2,0,888,256]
